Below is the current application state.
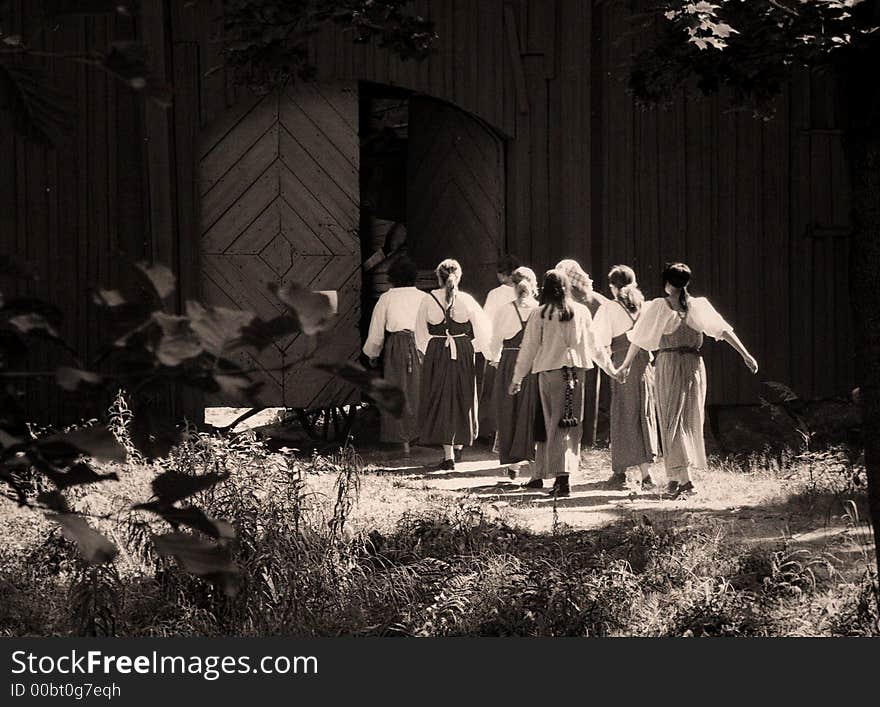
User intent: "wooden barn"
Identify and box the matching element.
[0,1,853,424]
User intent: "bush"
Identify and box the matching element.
[1,431,878,638]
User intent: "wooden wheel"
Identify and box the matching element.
[294,404,358,443]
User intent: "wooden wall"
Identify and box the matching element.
[0,0,854,420]
[0,3,148,422]
[308,0,853,404]
[593,4,853,404]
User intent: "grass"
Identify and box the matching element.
[0,427,877,637]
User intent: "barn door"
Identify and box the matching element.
[407,97,506,301]
[198,82,361,408]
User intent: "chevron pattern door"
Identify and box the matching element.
[198,82,361,408]
[407,97,506,302]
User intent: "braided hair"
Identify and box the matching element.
[435,259,462,307]
[607,264,644,314]
[662,262,692,312]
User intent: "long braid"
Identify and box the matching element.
[435,258,462,309]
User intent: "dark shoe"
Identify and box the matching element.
[673,481,696,498]
[604,472,628,490]
[640,476,656,492]
[454,448,463,463]
[549,476,571,498]
[521,478,544,489]
[439,459,455,471]
[665,481,680,496]
[507,465,519,480]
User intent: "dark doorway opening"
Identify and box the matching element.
[358,82,508,345]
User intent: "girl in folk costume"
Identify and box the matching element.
[555,259,611,448]
[416,259,492,470]
[611,263,758,498]
[363,256,429,455]
[488,266,540,480]
[478,254,521,440]
[591,265,659,490]
[509,270,597,497]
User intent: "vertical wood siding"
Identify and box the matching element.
[0,3,145,423]
[0,0,854,421]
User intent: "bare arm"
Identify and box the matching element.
[610,342,644,382]
[722,330,758,374]
[509,311,541,394]
[592,344,616,377]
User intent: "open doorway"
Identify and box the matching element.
[359,82,507,342]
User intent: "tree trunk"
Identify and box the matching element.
[844,59,880,584]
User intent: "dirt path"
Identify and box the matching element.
[357,442,872,564]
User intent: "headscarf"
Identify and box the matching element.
[555,259,593,299]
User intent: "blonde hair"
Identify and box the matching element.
[511,266,538,301]
[435,259,462,306]
[607,264,645,314]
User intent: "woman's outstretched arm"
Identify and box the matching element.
[721,330,759,374]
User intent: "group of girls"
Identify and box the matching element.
[364,254,758,499]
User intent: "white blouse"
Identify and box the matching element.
[415,289,493,356]
[627,297,733,352]
[483,284,516,323]
[363,287,430,359]
[487,299,539,363]
[512,303,596,384]
[591,300,637,350]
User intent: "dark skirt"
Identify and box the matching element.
[418,336,478,446]
[493,348,537,464]
[478,361,498,439]
[380,330,421,444]
[609,335,658,471]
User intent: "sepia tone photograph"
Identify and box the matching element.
[0,0,878,643]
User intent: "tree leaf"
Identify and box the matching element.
[315,361,405,417]
[134,502,235,540]
[56,366,103,391]
[239,314,300,350]
[150,470,229,505]
[44,461,119,490]
[47,513,118,564]
[763,381,800,405]
[40,425,127,463]
[135,262,176,300]
[213,373,260,402]
[152,532,239,596]
[7,313,59,338]
[152,312,203,366]
[92,289,126,307]
[185,301,255,356]
[272,282,337,335]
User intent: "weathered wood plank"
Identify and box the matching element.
[200,97,278,191]
[201,125,280,232]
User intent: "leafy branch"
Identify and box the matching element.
[0,255,406,595]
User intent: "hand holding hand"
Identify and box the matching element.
[609,366,626,383]
[508,380,522,396]
[489,360,499,369]
[369,357,379,368]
